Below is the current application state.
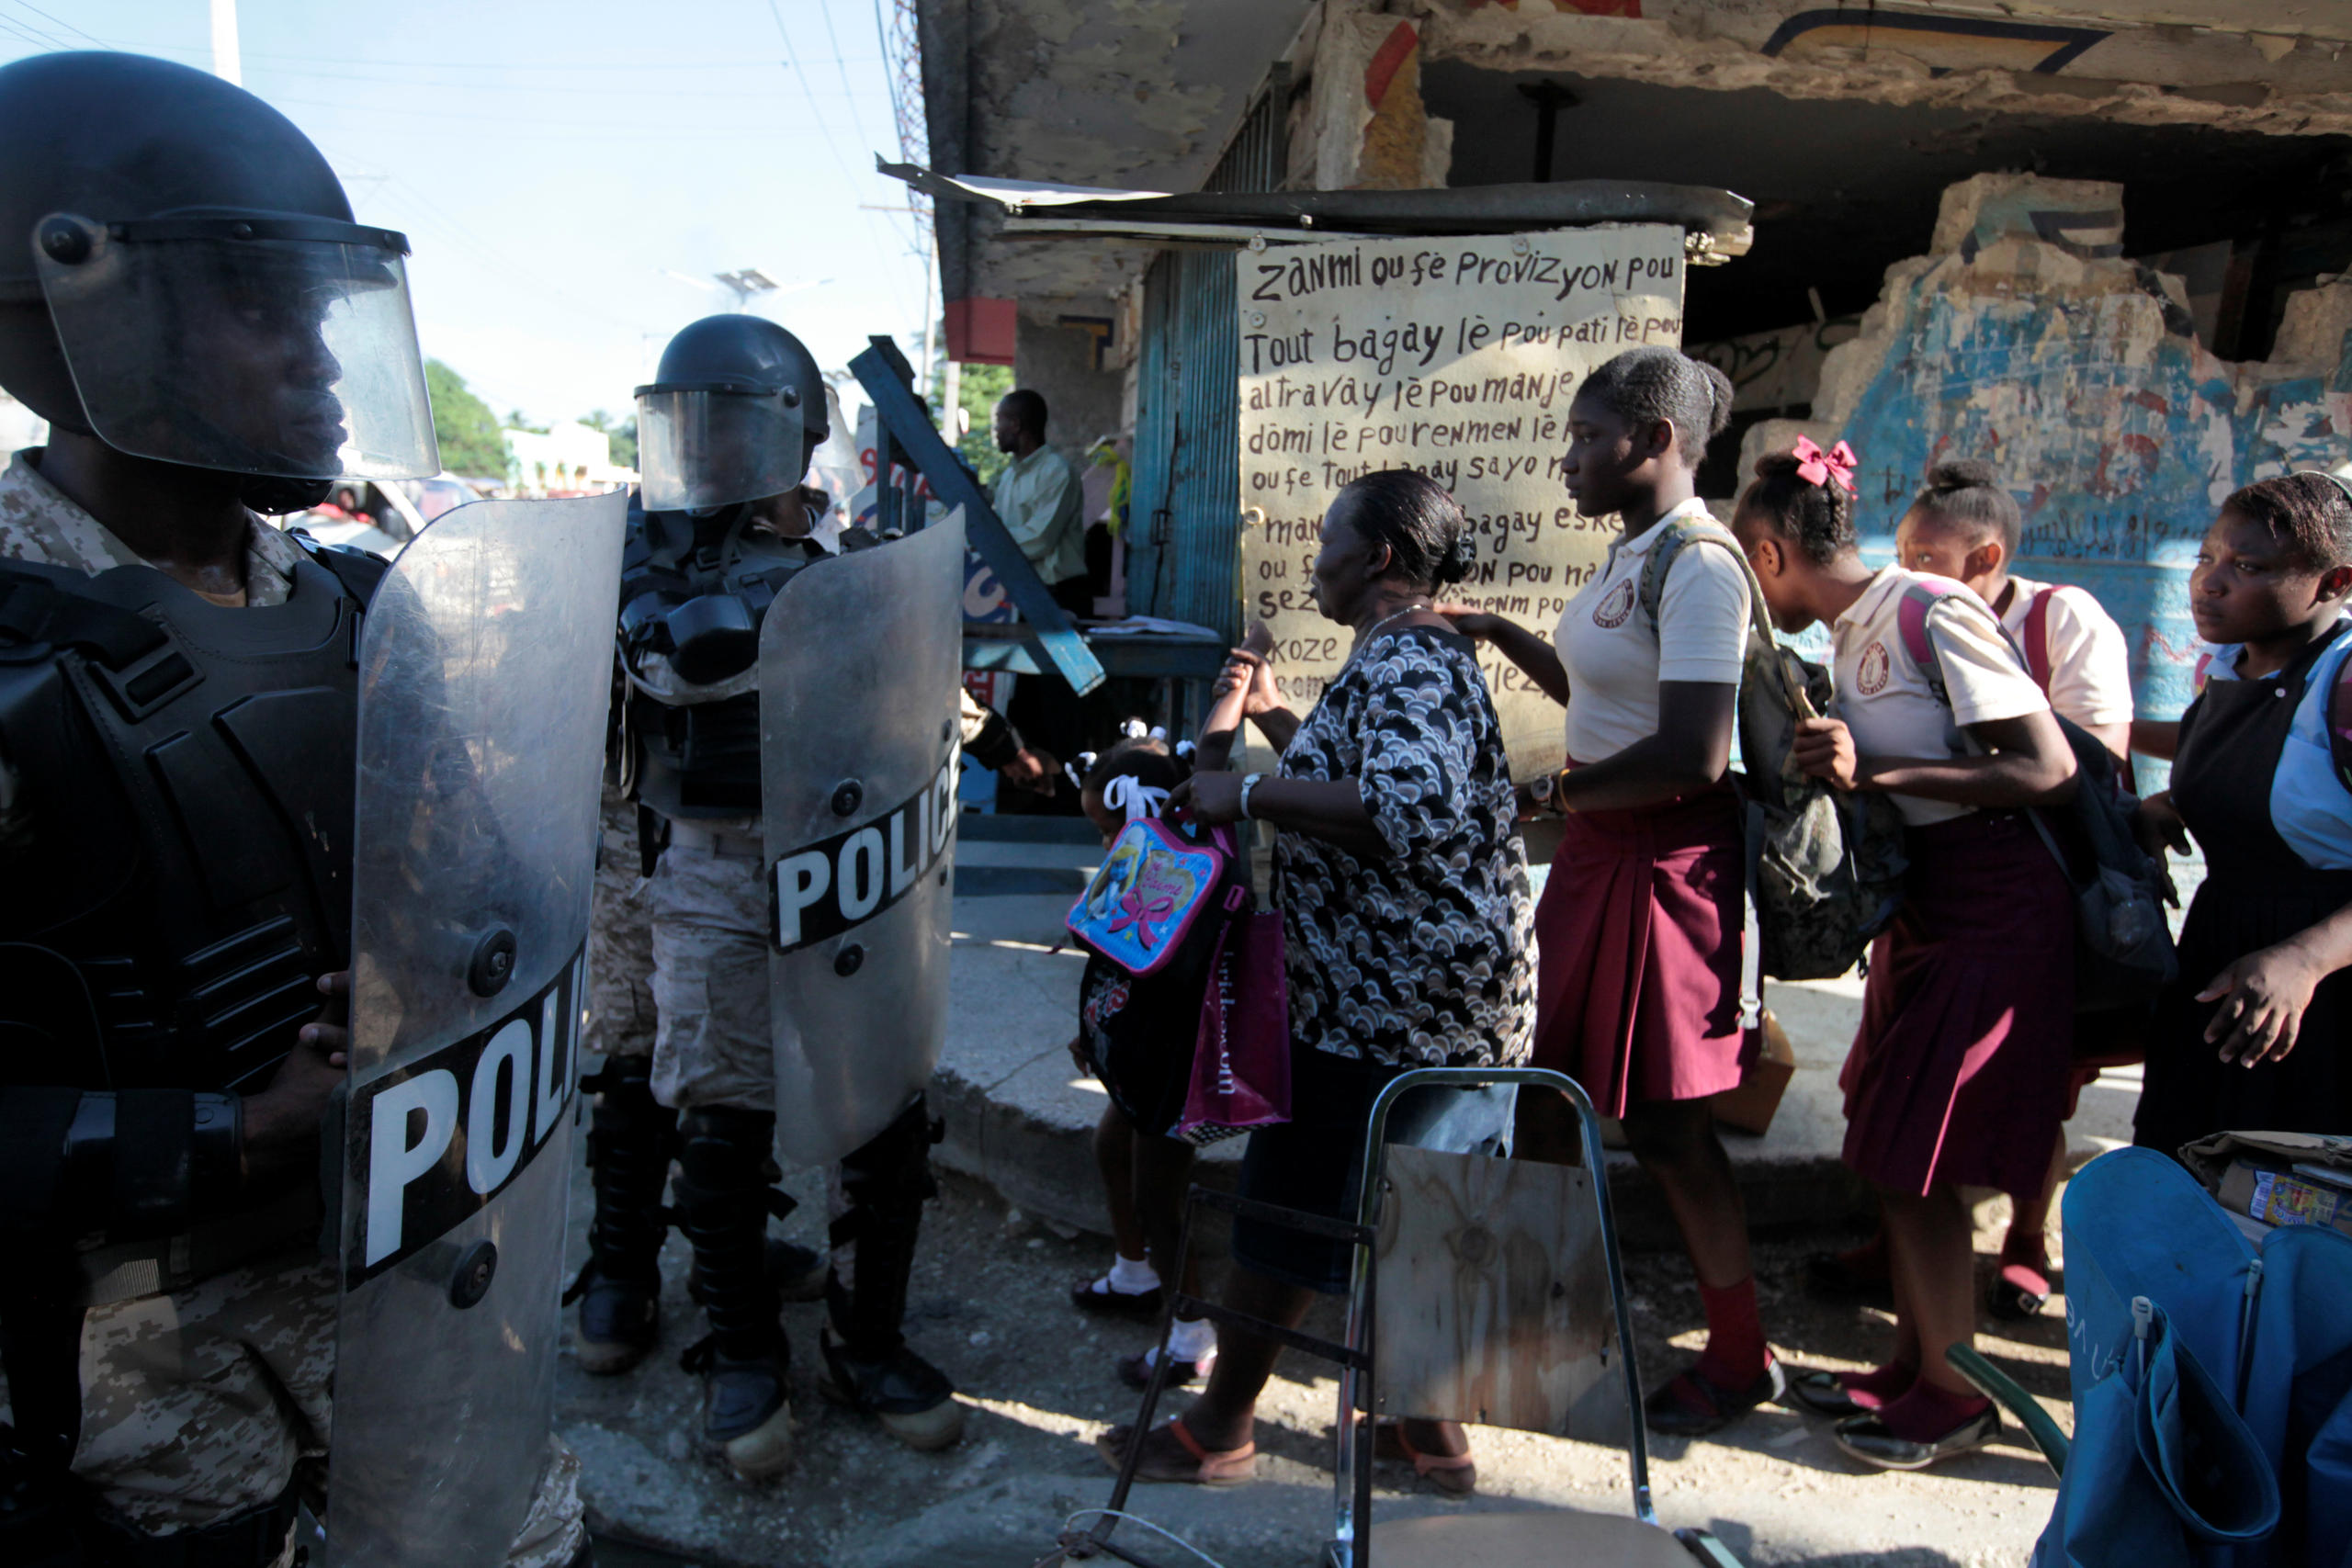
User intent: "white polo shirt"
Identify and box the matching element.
[1996,575,2134,730]
[1556,498,1750,765]
[1830,567,2051,827]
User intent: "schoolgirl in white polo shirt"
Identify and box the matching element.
[1731,446,2079,1471]
[1815,461,2138,1323]
[1444,345,1777,1439]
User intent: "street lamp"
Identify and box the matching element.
[713,268,780,310]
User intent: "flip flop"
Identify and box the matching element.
[1094,1417,1256,1485]
[1374,1419,1476,1496]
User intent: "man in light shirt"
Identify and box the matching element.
[991,388,1090,615]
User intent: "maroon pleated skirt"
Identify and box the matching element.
[1842,810,2075,1197]
[1532,784,1754,1118]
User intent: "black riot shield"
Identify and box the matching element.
[329,491,625,1567]
[762,511,965,1165]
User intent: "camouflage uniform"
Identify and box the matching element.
[588,784,658,1065]
[0,448,587,1568]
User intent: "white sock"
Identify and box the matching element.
[1106,1254,1160,1294]
[1166,1315,1216,1361]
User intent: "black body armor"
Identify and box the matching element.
[0,543,379,1094]
[616,498,827,821]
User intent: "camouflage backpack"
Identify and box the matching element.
[1639,518,1909,982]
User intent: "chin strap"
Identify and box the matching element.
[235,475,335,516]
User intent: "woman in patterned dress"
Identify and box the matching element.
[1098,468,1535,1489]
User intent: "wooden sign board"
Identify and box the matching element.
[1236,226,1686,779]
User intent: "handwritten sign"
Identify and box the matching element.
[1237,226,1685,778]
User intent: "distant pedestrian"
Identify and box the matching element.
[990,389,1087,615]
[1734,446,2079,1471]
[2133,471,2352,1158]
[1444,344,1781,1438]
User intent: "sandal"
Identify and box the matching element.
[1070,1273,1164,1318]
[1644,1356,1787,1437]
[1374,1419,1476,1496]
[1094,1417,1256,1485]
[1987,1260,2051,1321]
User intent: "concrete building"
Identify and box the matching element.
[502,419,636,497]
[0,388,44,454]
[912,0,2351,721]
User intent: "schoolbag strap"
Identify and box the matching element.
[2328,638,2352,796]
[1634,518,1796,704]
[1895,582,1955,706]
[2021,587,2056,695]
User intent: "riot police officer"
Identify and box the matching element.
[579,314,1003,1475]
[0,52,590,1567]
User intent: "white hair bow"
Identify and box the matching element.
[1102,773,1170,824]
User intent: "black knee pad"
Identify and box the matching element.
[836,1097,942,1211]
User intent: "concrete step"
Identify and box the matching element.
[935,832,2143,1249]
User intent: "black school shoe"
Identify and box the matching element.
[1788,1368,1874,1419]
[1832,1403,2000,1470]
[1070,1274,1165,1319]
[1643,1357,1787,1437]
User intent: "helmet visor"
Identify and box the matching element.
[634,384,805,513]
[32,214,438,482]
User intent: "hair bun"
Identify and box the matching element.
[1928,458,1996,493]
[1432,528,1478,587]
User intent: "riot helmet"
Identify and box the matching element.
[0,52,438,511]
[635,314,824,513]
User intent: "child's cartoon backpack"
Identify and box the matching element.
[1068,818,1254,1137]
[1639,518,1909,986]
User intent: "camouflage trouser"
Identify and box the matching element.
[641,825,779,1113]
[588,785,658,1064]
[0,1248,585,1567]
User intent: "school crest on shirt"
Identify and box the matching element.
[1591,579,1635,628]
[1858,639,1891,695]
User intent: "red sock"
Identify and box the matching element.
[1876,1378,1989,1442]
[1839,1359,1916,1411]
[1693,1276,1769,1390]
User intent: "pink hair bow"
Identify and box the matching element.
[1792,435,1859,493]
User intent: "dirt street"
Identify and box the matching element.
[564,1161,2069,1568]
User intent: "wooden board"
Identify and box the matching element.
[1371,1145,1625,1442]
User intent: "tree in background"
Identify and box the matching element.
[582,409,639,470]
[424,359,510,479]
[930,360,1012,487]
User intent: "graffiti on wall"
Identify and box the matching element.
[1759,9,2108,74]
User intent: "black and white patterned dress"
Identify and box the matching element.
[1275,625,1536,1068]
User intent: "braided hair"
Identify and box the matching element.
[1906,459,2023,556]
[1737,449,1858,565]
[2223,471,2352,571]
[1573,345,1735,470]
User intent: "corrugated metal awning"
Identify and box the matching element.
[879,160,1754,264]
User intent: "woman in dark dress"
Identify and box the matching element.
[2135,472,2352,1157]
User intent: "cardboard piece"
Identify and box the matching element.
[2181,1130,2352,1241]
[1713,1009,1797,1137]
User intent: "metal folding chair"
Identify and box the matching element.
[1046,1066,1747,1568]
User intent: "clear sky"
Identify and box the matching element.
[2,0,934,426]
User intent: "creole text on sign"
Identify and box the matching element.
[769,746,959,953]
[1237,227,1687,777]
[349,945,585,1281]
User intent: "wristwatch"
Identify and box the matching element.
[1237,773,1268,819]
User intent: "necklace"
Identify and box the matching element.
[1341,600,1433,676]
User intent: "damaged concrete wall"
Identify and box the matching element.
[1294,1,1456,191]
[1413,1,2352,141]
[1742,172,2352,718]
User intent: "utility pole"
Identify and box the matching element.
[209,0,242,86]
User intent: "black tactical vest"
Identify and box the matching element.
[0,545,378,1094]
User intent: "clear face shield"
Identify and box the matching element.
[634,381,806,513]
[30,212,439,482]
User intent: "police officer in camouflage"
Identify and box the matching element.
[0,51,587,1567]
[577,314,1035,1475]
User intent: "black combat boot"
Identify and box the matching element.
[819,1099,965,1452]
[566,1055,676,1375]
[673,1106,795,1477]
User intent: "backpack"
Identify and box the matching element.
[1892,580,2177,1011]
[1068,818,1256,1136]
[1639,521,1909,985]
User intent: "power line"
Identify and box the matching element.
[0,5,70,50]
[763,0,857,185]
[0,0,103,48]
